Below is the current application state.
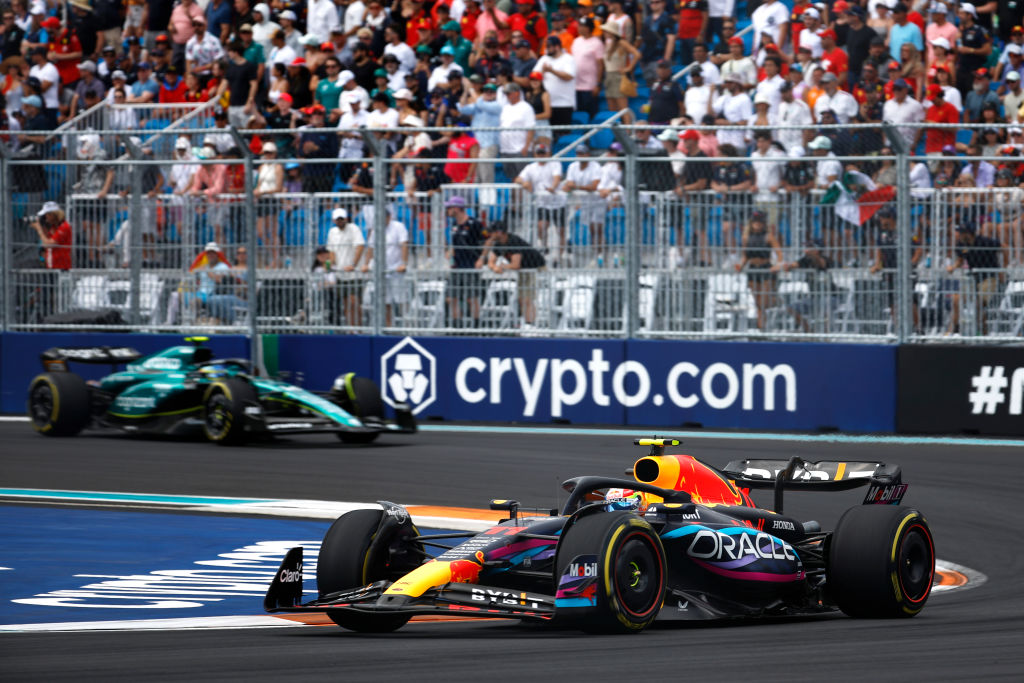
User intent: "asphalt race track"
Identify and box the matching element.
[3,423,1022,682]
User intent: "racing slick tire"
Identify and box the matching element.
[318,509,420,633]
[201,378,259,446]
[27,372,91,437]
[827,505,935,618]
[332,374,384,444]
[554,511,667,633]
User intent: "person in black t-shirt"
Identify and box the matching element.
[672,129,713,266]
[870,206,922,331]
[841,6,876,86]
[781,147,815,242]
[947,221,1005,334]
[782,237,838,332]
[482,220,545,325]
[647,60,685,125]
[445,196,486,327]
[224,40,259,128]
[956,6,992,96]
[711,143,754,257]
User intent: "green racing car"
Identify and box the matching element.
[27,338,415,445]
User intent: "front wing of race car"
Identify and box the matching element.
[264,548,556,621]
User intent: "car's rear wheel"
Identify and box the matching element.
[201,378,259,445]
[828,505,935,618]
[332,374,383,444]
[319,509,422,633]
[554,511,666,633]
[28,372,91,437]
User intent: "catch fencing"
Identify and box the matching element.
[2,122,1022,344]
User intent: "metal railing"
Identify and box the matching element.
[3,122,1023,345]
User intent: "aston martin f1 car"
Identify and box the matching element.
[27,338,415,445]
[265,438,934,632]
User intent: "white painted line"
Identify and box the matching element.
[0,615,305,633]
[933,559,988,593]
[0,416,29,422]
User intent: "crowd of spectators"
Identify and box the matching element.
[4,2,1024,288]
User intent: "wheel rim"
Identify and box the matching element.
[205,394,231,438]
[613,534,663,618]
[898,525,933,603]
[29,383,54,427]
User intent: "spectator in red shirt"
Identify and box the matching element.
[678,0,708,67]
[159,65,188,103]
[32,201,72,270]
[819,29,848,86]
[923,84,959,155]
[509,0,547,53]
[46,19,82,88]
[445,124,480,183]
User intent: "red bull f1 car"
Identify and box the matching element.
[264,438,934,633]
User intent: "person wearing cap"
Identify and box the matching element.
[222,39,259,128]
[570,16,604,119]
[442,196,485,327]
[32,201,72,271]
[781,236,839,332]
[42,17,84,92]
[719,34,757,88]
[169,138,197,235]
[601,19,640,114]
[268,28,298,73]
[297,104,340,193]
[924,3,958,67]
[69,61,105,118]
[250,141,284,267]
[471,33,512,80]
[842,5,876,84]
[797,8,823,60]
[1003,70,1024,124]
[475,0,510,48]
[813,71,858,123]
[712,74,753,149]
[882,76,924,151]
[946,220,1004,335]
[990,168,1023,263]
[532,35,576,134]
[275,8,304,53]
[185,14,224,77]
[817,28,849,88]
[648,59,685,125]
[777,78,813,152]
[965,68,1000,123]
[508,38,537,87]
[324,207,366,326]
[709,143,755,257]
[439,20,471,73]
[673,129,713,265]
[189,143,231,246]
[923,83,959,157]
[561,143,609,264]
[127,60,159,104]
[498,82,536,178]
[780,145,815,241]
[868,204,922,330]
[479,219,546,324]
[751,0,790,52]
[382,25,415,74]
[515,141,567,262]
[996,42,1024,87]
[887,4,922,63]
[27,45,58,125]
[459,80,502,183]
[158,63,188,103]
[956,3,992,95]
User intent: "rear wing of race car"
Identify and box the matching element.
[40,346,142,372]
[722,456,906,514]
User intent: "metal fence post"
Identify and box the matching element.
[229,128,258,364]
[0,144,9,332]
[359,131,386,336]
[883,123,912,343]
[612,125,639,337]
[119,135,143,326]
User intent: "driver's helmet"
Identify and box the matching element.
[604,488,649,513]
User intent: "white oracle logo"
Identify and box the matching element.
[380,337,436,415]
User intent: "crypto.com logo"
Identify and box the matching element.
[380,337,436,415]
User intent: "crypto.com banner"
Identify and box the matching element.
[898,345,1024,436]
[368,337,895,432]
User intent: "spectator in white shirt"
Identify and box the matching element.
[721,36,758,87]
[532,35,577,133]
[750,0,790,51]
[307,0,340,42]
[882,78,925,151]
[250,3,280,56]
[384,26,416,73]
[515,141,566,258]
[499,82,536,179]
[326,206,366,326]
[749,130,785,223]
[684,69,714,122]
[813,72,858,123]
[561,143,608,262]
[776,80,813,151]
[185,16,224,76]
[713,74,753,149]
[755,55,786,114]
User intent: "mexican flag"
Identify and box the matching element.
[820,171,896,226]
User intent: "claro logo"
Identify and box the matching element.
[454,350,796,417]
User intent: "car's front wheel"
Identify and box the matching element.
[554,511,667,633]
[201,378,259,445]
[828,505,935,618]
[28,372,91,437]
[332,374,384,444]
[318,509,422,632]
